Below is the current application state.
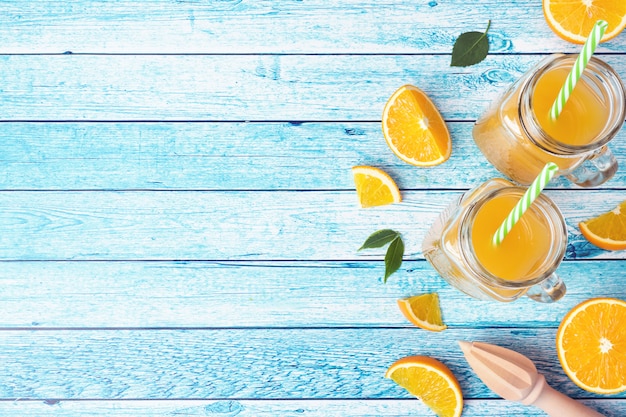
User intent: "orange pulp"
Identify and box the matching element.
[471,194,552,281]
[533,66,609,146]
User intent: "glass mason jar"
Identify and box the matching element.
[422,178,568,302]
[473,54,625,187]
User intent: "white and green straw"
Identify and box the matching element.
[492,162,559,246]
[549,20,608,121]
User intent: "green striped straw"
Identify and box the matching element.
[549,20,608,121]
[492,162,559,246]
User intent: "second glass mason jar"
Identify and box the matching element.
[473,54,625,187]
[422,178,568,303]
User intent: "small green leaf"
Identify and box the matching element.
[359,229,400,251]
[384,236,404,283]
[451,20,491,67]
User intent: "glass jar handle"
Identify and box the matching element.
[526,273,566,303]
[565,145,618,187]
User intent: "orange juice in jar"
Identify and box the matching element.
[470,191,553,282]
[473,55,625,186]
[422,178,567,302]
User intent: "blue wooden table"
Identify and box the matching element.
[1,1,625,416]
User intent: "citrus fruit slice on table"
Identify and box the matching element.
[543,0,626,44]
[386,356,463,417]
[579,200,626,251]
[352,166,401,208]
[556,298,626,394]
[397,293,447,332]
[382,85,451,167]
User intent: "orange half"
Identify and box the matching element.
[557,298,626,394]
[385,356,463,417]
[579,200,626,251]
[382,85,451,167]
[351,166,401,208]
[543,0,626,44]
[397,293,447,332]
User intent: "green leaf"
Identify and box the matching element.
[358,229,400,251]
[451,20,491,67]
[384,236,404,283]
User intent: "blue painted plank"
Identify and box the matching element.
[0,399,621,417]
[0,54,624,121]
[2,122,626,191]
[1,1,625,54]
[0,260,623,329]
[1,2,625,416]
[0,328,620,401]
[0,190,623,261]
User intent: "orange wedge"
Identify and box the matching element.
[397,293,447,332]
[386,356,463,417]
[543,0,626,44]
[352,166,401,208]
[557,298,626,394]
[382,85,451,167]
[579,200,626,251]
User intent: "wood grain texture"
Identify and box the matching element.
[1,0,625,54]
[3,1,626,414]
[0,399,622,417]
[3,121,626,191]
[0,54,624,121]
[0,260,624,329]
[0,328,621,401]
[0,190,624,261]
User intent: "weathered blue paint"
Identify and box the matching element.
[0,399,623,416]
[0,328,620,400]
[1,122,625,190]
[0,190,623,260]
[0,0,624,54]
[0,0,625,416]
[0,55,623,121]
[0,260,623,328]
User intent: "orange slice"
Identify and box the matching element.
[382,85,451,167]
[351,166,401,208]
[543,0,626,44]
[385,356,463,417]
[397,293,447,332]
[557,298,626,394]
[579,200,626,251]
